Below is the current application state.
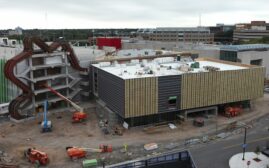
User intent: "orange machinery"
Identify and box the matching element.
[43,84,87,122]
[225,106,243,117]
[66,145,112,160]
[24,148,49,166]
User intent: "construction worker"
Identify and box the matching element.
[124,144,128,152]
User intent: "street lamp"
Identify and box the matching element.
[242,126,247,160]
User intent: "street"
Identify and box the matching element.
[190,115,269,168]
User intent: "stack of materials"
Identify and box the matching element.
[203,65,220,72]
[179,64,191,72]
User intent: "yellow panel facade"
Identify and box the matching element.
[125,77,158,118]
[181,67,265,110]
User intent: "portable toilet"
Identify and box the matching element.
[82,159,98,168]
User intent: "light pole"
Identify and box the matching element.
[242,127,247,160]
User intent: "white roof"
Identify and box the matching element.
[92,59,247,80]
[156,27,210,32]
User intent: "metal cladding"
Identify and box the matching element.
[97,68,125,117]
[180,68,265,110]
[93,58,265,119]
[125,77,158,118]
[158,75,181,113]
[0,59,9,103]
[4,37,87,119]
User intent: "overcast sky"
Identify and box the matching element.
[0,0,268,29]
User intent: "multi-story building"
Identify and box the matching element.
[90,57,264,127]
[210,24,235,43]
[138,27,214,44]
[3,37,91,120]
[216,24,235,32]
[0,30,9,37]
[233,21,269,42]
[8,27,23,36]
[137,28,155,40]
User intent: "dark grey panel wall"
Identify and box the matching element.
[97,69,125,117]
[158,75,181,113]
[88,66,93,96]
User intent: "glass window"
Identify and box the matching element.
[181,152,188,160]
[168,96,177,109]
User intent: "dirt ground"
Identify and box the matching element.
[0,94,269,167]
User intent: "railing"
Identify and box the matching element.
[106,150,197,168]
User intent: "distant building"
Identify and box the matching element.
[220,44,269,78]
[0,30,9,37]
[138,27,214,44]
[210,24,235,43]
[96,37,122,50]
[137,28,155,40]
[8,27,23,36]
[15,27,23,35]
[216,24,235,32]
[233,21,269,42]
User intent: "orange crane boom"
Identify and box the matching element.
[43,84,87,122]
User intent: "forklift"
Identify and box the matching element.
[41,100,52,133]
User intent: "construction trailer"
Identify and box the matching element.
[90,57,265,127]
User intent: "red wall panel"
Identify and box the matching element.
[97,38,122,49]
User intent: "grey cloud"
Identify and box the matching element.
[0,0,268,28]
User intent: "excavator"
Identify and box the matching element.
[43,84,87,123]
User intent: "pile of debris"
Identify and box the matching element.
[99,119,124,136]
[203,66,220,72]
[0,150,18,168]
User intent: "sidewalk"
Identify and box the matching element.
[229,152,269,168]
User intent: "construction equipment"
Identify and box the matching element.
[66,145,112,160]
[24,148,49,166]
[72,111,87,123]
[99,144,113,153]
[43,84,87,122]
[66,147,101,160]
[225,106,243,118]
[41,101,52,133]
[193,118,204,127]
[4,37,87,120]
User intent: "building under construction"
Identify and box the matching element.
[90,57,265,126]
[2,37,265,127]
[3,37,88,120]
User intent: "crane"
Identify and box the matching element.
[43,84,87,122]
